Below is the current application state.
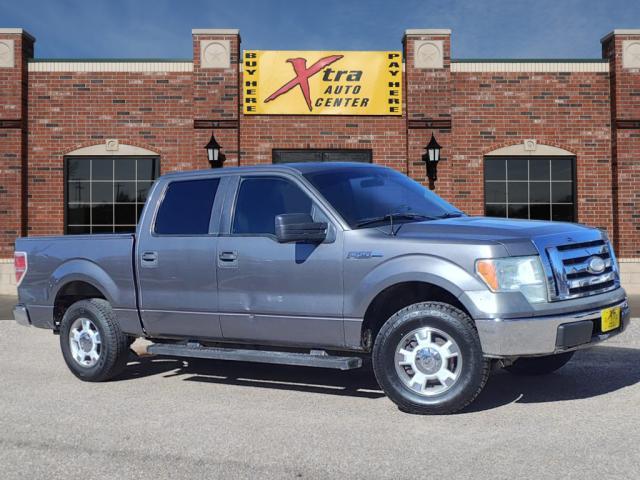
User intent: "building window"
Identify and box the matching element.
[272,149,372,164]
[484,157,575,222]
[65,157,159,234]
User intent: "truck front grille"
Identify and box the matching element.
[537,235,621,301]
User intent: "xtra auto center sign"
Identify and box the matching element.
[243,50,402,115]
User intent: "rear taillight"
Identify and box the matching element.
[14,251,27,286]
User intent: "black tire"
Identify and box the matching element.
[59,298,130,382]
[505,351,575,376]
[372,302,489,415]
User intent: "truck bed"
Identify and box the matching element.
[15,234,138,329]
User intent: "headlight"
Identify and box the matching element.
[475,256,548,304]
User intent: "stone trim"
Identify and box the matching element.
[485,143,575,156]
[192,29,239,35]
[28,61,193,72]
[0,39,15,68]
[601,29,640,43]
[0,28,35,41]
[451,62,609,73]
[200,39,231,69]
[405,29,451,36]
[65,142,159,156]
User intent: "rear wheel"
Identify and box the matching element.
[59,298,130,382]
[505,351,575,376]
[372,302,489,415]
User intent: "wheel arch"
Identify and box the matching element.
[360,281,474,351]
[49,259,117,330]
[52,280,107,331]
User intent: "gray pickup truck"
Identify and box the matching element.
[13,162,630,414]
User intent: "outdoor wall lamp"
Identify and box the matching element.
[205,131,225,168]
[422,133,442,190]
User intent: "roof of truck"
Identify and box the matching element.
[160,162,382,179]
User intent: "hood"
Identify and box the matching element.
[390,216,596,256]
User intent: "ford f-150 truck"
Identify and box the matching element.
[13,162,630,414]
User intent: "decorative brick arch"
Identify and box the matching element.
[484,141,576,157]
[64,141,159,156]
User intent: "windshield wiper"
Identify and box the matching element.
[436,211,465,219]
[355,213,435,229]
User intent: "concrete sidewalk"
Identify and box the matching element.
[1,295,17,320]
[2,294,639,322]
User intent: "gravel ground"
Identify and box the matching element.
[0,299,639,479]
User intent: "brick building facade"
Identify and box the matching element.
[1,27,639,293]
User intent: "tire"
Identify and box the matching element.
[59,298,130,382]
[372,302,489,415]
[505,351,575,376]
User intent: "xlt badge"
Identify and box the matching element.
[347,251,384,259]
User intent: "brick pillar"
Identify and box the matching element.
[602,29,640,292]
[0,28,34,259]
[403,29,454,201]
[191,29,241,168]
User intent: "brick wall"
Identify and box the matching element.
[0,31,33,258]
[20,31,241,238]
[449,69,613,232]
[603,32,640,258]
[239,115,406,169]
[192,31,240,167]
[404,31,453,192]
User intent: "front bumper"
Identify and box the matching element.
[13,304,31,327]
[476,298,630,357]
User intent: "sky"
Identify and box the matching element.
[1,0,639,59]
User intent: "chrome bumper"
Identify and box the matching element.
[476,299,630,357]
[13,304,31,327]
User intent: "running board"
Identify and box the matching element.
[147,342,362,370]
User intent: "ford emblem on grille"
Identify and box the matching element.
[586,256,606,275]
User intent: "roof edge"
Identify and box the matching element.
[404,29,451,36]
[192,28,240,35]
[452,58,608,63]
[29,58,192,63]
[601,29,640,43]
[0,28,35,41]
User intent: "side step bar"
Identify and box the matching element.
[147,342,363,370]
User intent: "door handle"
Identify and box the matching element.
[141,251,158,266]
[218,251,238,262]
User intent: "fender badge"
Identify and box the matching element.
[347,251,384,259]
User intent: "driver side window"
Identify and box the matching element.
[232,177,313,235]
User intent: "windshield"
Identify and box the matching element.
[303,166,464,228]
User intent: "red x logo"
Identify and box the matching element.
[264,55,344,112]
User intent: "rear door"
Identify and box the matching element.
[216,174,345,348]
[137,175,226,339]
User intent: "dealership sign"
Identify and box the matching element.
[243,50,402,115]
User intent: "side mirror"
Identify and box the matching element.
[275,213,327,244]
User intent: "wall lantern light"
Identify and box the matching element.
[422,133,442,190]
[205,131,225,168]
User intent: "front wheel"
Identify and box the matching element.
[372,302,489,415]
[59,298,130,382]
[505,351,575,376]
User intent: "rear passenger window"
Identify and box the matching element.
[232,177,312,235]
[155,178,220,235]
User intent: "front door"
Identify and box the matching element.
[137,176,223,339]
[216,174,344,348]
